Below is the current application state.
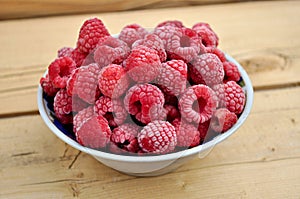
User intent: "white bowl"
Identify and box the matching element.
[37,54,253,176]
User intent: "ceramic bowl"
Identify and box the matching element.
[38,53,253,177]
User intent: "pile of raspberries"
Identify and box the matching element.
[40,18,246,155]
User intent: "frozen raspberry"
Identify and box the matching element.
[223,61,241,82]
[98,64,129,98]
[212,83,226,108]
[40,74,59,96]
[138,121,177,154]
[69,63,100,104]
[179,85,217,124]
[70,48,88,67]
[153,26,178,48]
[72,95,90,113]
[73,106,95,133]
[172,118,200,148]
[111,123,140,153]
[198,120,211,142]
[76,18,110,53]
[156,59,187,96]
[224,81,245,114]
[164,104,180,123]
[58,47,73,58]
[156,20,184,29]
[118,24,148,47]
[124,84,165,124]
[94,36,130,67]
[158,85,178,106]
[94,96,127,127]
[189,53,224,86]
[124,45,161,83]
[132,34,167,62]
[48,57,76,89]
[53,89,73,124]
[76,115,111,149]
[192,22,219,47]
[166,28,202,62]
[211,108,238,133]
[205,47,226,62]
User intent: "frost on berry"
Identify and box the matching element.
[53,89,73,124]
[124,84,165,125]
[156,20,184,29]
[223,61,241,82]
[118,24,148,47]
[73,106,95,133]
[40,74,59,97]
[58,47,73,58]
[138,121,177,154]
[179,85,217,124]
[211,108,238,133]
[192,22,219,47]
[224,81,246,114]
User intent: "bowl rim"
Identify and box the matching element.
[37,53,254,163]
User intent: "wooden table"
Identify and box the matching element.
[1,1,299,198]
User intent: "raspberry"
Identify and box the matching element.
[224,81,246,114]
[40,74,59,96]
[153,26,178,48]
[48,57,76,89]
[124,84,165,124]
[76,18,110,53]
[166,28,202,62]
[164,104,180,123]
[70,63,101,104]
[94,36,130,67]
[223,61,241,82]
[118,24,148,47]
[205,47,226,62]
[172,118,200,147]
[156,20,184,29]
[158,85,178,106]
[189,53,224,86]
[70,48,88,67]
[132,34,167,62]
[198,120,211,142]
[124,45,161,83]
[211,108,238,133]
[138,121,177,154]
[111,123,140,153]
[72,95,90,113]
[192,22,219,47]
[212,83,226,108]
[73,106,95,133]
[76,115,111,149]
[58,47,73,58]
[156,59,187,96]
[179,84,217,124]
[94,96,127,127]
[53,89,73,124]
[98,64,130,98]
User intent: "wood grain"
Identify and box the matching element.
[0,87,299,198]
[0,0,284,20]
[0,0,299,116]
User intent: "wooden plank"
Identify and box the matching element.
[0,87,299,198]
[0,1,299,116]
[0,0,280,20]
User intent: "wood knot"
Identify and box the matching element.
[236,51,288,74]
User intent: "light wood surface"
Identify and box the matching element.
[0,1,300,198]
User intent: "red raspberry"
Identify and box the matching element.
[205,47,226,62]
[76,115,111,149]
[94,36,130,67]
[40,74,59,96]
[70,48,88,67]
[58,47,73,58]
[124,84,165,124]
[192,22,219,47]
[111,123,140,153]
[158,85,178,106]
[153,26,178,48]
[211,108,238,133]
[198,120,211,142]
[189,53,224,86]
[212,83,226,108]
[98,64,130,98]
[118,24,148,47]
[72,95,90,113]
[76,18,110,53]
[164,104,180,123]
[53,89,73,124]
[124,45,161,83]
[132,34,167,62]
[179,84,217,124]
[94,96,127,127]
[69,63,100,104]
[156,59,187,96]
[156,20,184,29]
[224,81,246,114]
[172,118,200,148]
[223,61,241,82]
[48,57,76,89]
[73,106,95,133]
[138,121,177,154]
